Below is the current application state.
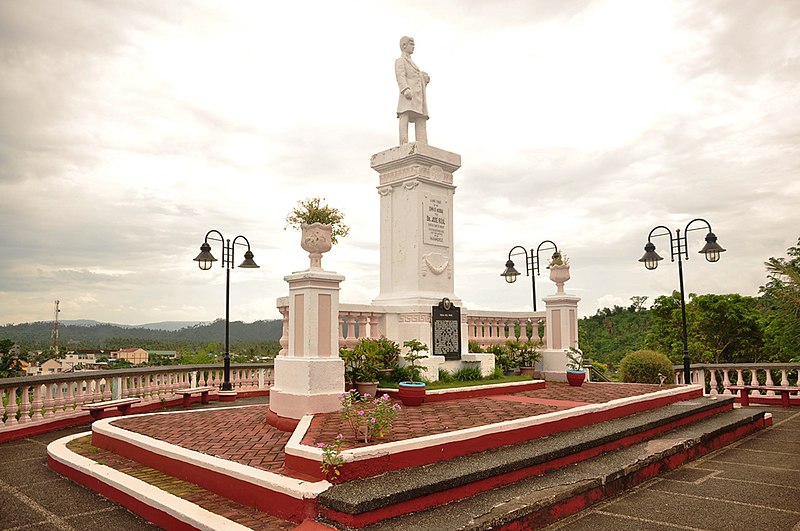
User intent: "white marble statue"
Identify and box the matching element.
[395,36,430,145]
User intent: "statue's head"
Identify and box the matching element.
[400,36,414,53]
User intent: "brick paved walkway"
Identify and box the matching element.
[112,382,677,468]
[67,436,296,530]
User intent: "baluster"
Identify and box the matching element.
[765,369,775,396]
[368,314,380,339]
[540,320,548,348]
[722,369,733,395]
[358,313,368,340]
[53,382,66,415]
[141,374,150,400]
[31,384,44,420]
[75,379,86,406]
[120,376,130,399]
[4,386,18,427]
[102,378,112,401]
[346,313,358,348]
[748,368,759,398]
[158,372,169,398]
[18,385,31,424]
[780,368,790,387]
[709,369,719,396]
[42,384,55,418]
[64,381,76,412]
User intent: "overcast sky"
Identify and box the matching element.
[1,0,798,326]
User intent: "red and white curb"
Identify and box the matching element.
[48,431,254,531]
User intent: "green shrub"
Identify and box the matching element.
[438,368,454,382]
[453,367,482,381]
[468,340,485,353]
[619,350,674,384]
[488,367,505,379]
[488,344,516,373]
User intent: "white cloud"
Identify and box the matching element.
[0,0,799,324]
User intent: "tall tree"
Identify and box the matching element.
[0,339,26,378]
[760,238,800,361]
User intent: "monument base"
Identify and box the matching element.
[268,356,344,426]
[540,349,569,382]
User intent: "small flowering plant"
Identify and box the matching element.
[339,390,401,443]
[318,433,345,481]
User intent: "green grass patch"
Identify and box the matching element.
[379,375,531,390]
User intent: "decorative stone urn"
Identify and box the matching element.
[301,222,333,270]
[549,264,570,294]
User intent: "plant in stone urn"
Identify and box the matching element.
[286,197,350,270]
[548,251,571,293]
[398,339,429,406]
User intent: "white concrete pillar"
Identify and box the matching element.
[541,292,580,382]
[268,269,345,431]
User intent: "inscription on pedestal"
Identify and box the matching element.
[423,193,448,247]
[432,298,461,360]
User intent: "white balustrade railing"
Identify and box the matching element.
[464,310,547,349]
[673,363,800,399]
[0,363,273,435]
[276,297,547,354]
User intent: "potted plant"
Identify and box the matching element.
[352,339,382,397]
[565,346,586,387]
[286,197,350,270]
[507,339,542,378]
[398,339,429,406]
[374,337,401,380]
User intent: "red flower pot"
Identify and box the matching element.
[398,381,426,406]
[566,370,586,387]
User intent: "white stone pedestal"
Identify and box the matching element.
[541,291,581,381]
[268,269,345,431]
[369,143,472,376]
[371,142,462,307]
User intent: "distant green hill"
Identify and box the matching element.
[0,319,282,351]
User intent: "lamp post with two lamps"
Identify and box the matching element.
[638,218,725,385]
[194,230,259,394]
[500,241,559,312]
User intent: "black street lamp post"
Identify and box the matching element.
[500,241,559,312]
[638,218,725,385]
[194,230,259,392]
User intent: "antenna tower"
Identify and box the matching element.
[51,300,60,356]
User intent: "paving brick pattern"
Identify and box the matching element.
[114,406,291,471]
[112,382,676,464]
[68,436,296,531]
[306,382,678,447]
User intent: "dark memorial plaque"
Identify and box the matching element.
[432,298,461,360]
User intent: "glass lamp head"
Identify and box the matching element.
[501,259,520,283]
[193,242,217,271]
[699,232,726,263]
[638,242,663,270]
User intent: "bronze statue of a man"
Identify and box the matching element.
[395,36,430,145]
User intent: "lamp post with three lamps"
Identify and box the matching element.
[501,240,560,312]
[638,218,725,385]
[193,230,259,395]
